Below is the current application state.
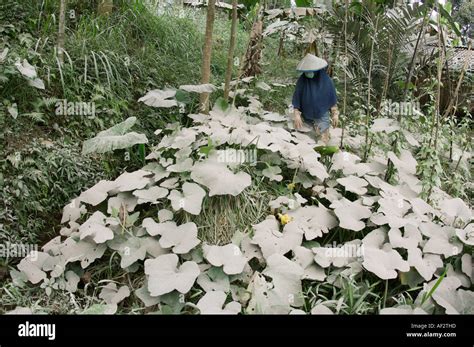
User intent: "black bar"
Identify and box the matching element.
[0,315,472,345]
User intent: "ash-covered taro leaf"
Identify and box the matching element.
[251,217,303,260]
[370,184,411,229]
[312,240,362,268]
[240,236,263,262]
[61,200,87,224]
[17,252,53,284]
[336,175,368,195]
[202,244,247,275]
[262,254,305,309]
[370,118,400,134]
[409,197,437,219]
[138,88,177,108]
[158,209,173,222]
[197,267,230,293]
[461,254,473,281]
[179,84,216,93]
[262,166,283,182]
[79,180,117,206]
[246,273,277,314]
[144,254,200,296]
[439,198,472,224]
[425,276,474,314]
[108,234,168,269]
[15,59,37,78]
[15,59,45,89]
[310,304,334,314]
[387,149,417,175]
[407,247,443,281]
[168,182,206,215]
[135,284,160,307]
[160,177,179,189]
[59,238,107,269]
[107,192,138,213]
[99,283,130,305]
[157,222,201,254]
[159,128,197,150]
[261,111,286,122]
[331,151,372,177]
[196,291,241,314]
[361,228,410,280]
[82,117,148,155]
[420,222,463,257]
[82,304,118,315]
[79,211,114,244]
[114,170,153,192]
[457,224,474,246]
[269,196,297,210]
[142,218,166,236]
[167,158,193,173]
[191,159,251,197]
[330,198,371,231]
[132,186,168,205]
[286,205,337,240]
[293,246,326,281]
[388,226,422,250]
[142,162,171,182]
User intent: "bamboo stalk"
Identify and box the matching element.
[340,0,349,148]
[427,3,445,199]
[200,0,216,114]
[363,15,379,161]
[223,0,238,100]
[58,0,67,65]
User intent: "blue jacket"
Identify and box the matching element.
[292,69,337,121]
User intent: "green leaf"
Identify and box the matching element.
[125,212,140,227]
[438,5,462,37]
[421,268,447,305]
[314,145,339,156]
[213,97,229,112]
[198,138,214,157]
[175,89,191,104]
[138,143,146,164]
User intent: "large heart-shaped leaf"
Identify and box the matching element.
[82,117,148,155]
[145,254,200,296]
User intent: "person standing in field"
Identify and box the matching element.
[292,53,339,144]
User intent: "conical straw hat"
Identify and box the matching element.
[296,53,328,72]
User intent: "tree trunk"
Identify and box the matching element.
[363,16,379,161]
[200,0,216,113]
[224,0,238,100]
[240,10,263,78]
[340,0,349,148]
[58,0,67,65]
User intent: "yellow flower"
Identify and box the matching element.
[287,183,296,191]
[278,213,293,225]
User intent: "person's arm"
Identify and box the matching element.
[292,78,304,129]
[293,108,303,129]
